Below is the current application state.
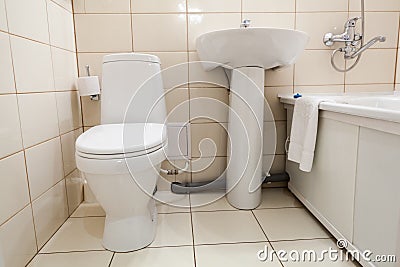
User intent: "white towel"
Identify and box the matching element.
[288,97,333,172]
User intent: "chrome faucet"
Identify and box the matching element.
[350,36,386,58]
[323,17,363,58]
[323,0,386,72]
[240,19,251,28]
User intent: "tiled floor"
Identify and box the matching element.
[27,188,360,267]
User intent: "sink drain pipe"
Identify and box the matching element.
[170,172,290,194]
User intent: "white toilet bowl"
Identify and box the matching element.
[76,123,167,252]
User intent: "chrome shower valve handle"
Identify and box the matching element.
[323,0,386,72]
[323,16,362,47]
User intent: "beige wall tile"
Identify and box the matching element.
[25,137,64,200]
[0,205,37,267]
[56,91,82,134]
[242,0,295,12]
[349,0,400,11]
[188,52,229,88]
[5,0,49,42]
[85,0,130,13]
[191,157,226,183]
[345,84,395,93]
[0,0,7,31]
[296,12,349,50]
[294,85,345,94]
[52,0,73,12]
[72,0,85,13]
[131,0,186,13]
[77,52,107,78]
[263,154,286,174]
[0,95,23,158]
[0,152,29,225]
[190,87,229,123]
[81,95,101,126]
[140,52,189,89]
[345,49,397,84]
[242,13,295,29]
[132,14,187,52]
[188,13,240,51]
[18,93,60,148]
[396,52,400,84]
[264,86,293,121]
[0,32,15,94]
[296,0,348,12]
[48,1,76,51]
[191,123,227,157]
[165,88,189,123]
[61,128,82,175]
[32,180,69,248]
[188,0,241,13]
[294,50,345,86]
[52,47,78,91]
[11,36,54,93]
[354,12,399,49]
[65,169,83,215]
[265,66,294,87]
[263,121,286,155]
[74,14,132,52]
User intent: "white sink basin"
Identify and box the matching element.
[195,27,309,210]
[196,28,309,70]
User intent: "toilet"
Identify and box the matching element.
[75,53,167,252]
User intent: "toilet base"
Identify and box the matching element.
[102,201,158,252]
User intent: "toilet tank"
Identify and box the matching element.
[101,53,167,125]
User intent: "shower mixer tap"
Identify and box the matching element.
[323,0,386,73]
[323,17,363,58]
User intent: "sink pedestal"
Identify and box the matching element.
[226,67,265,209]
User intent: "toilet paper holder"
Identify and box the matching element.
[86,65,100,101]
[77,65,101,101]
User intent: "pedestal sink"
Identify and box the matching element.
[196,28,309,209]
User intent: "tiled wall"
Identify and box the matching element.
[0,0,82,266]
[73,0,400,188]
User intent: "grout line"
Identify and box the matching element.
[194,240,269,247]
[108,252,115,267]
[250,210,270,242]
[38,249,106,255]
[269,237,332,243]
[393,13,400,85]
[188,193,198,267]
[70,215,106,218]
[70,10,400,15]
[48,0,73,14]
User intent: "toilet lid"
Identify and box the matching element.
[76,123,167,156]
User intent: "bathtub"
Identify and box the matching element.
[279,93,400,267]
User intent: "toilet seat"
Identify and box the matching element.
[76,123,167,160]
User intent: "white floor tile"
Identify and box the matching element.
[111,246,194,267]
[272,239,360,266]
[155,191,190,213]
[196,242,282,267]
[257,188,303,209]
[150,213,193,247]
[41,217,105,253]
[71,203,106,217]
[253,208,330,241]
[190,191,237,212]
[28,251,113,267]
[192,211,266,245]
